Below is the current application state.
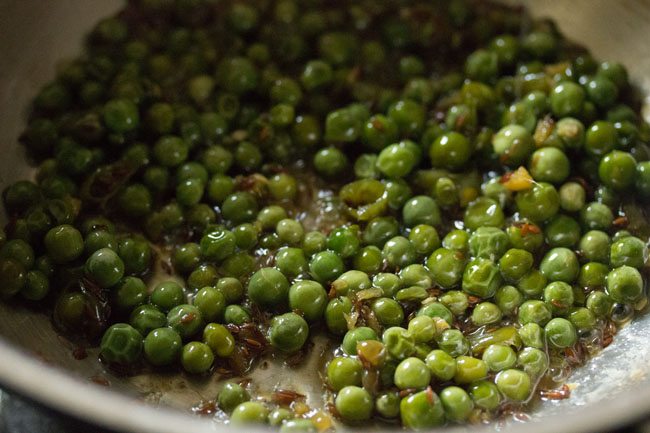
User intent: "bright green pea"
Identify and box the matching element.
[495,369,531,402]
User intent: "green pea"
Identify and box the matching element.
[492,124,535,167]
[518,300,552,326]
[352,246,383,274]
[559,182,586,212]
[326,226,359,258]
[425,349,456,381]
[495,369,531,402]
[578,230,611,263]
[550,82,585,117]
[230,401,268,425]
[440,386,474,422]
[325,296,353,335]
[610,236,646,268]
[543,281,574,315]
[498,248,533,283]
[151,281,184,312]
[438,329,470,358]
[429,132,472,170]
[335,386,373,422]
[224,305,251,325]
[309,250,345,284]
[111,276,146,312]
[516,182,560,223]
[427,247,465,289]
[44,225,83,264]
[545,317,577,348]
[85,248,124,288]
[289,280,327,323]
[568,307,597,331]
[247,267,289,307]
[383,326,415,360]
[454,356,488,384]
[402,195,441,227]
[606,265,644,304]
[471,302,503,326]
[376,391,401,419]
[540,247,579,283]
[529,147,570,184]
[193,287,225,323]
[580,202,613,231]
[464,197,505,230]
[218,382,250,413]
[382,236,417,269]
[518,323,545,349]
[462,257,502,298]
[269,312,309,353]
[100,323,143,365]
[400,389,445,429]
[372,297,404,327]
[167,304,203,340]
[585,121,617,157]
[275,247,308,278]
[599,150,636,190]
[468,381,502,411]
[439,290,469,316]
[22,269,50,301]
[144,327,182,366]
[376,141,420,179]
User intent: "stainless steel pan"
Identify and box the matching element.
[0,1,649,432]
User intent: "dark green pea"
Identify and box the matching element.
[462,258,502,298]
[247,267,289,308]
[599,151,636,190]
[384,179,413,210]
[408,224,440,256]
[111,276,146,312]
[568,307,597,331]
[269,312,309,353]
[540,247,579,283]
[153,136,188,167]
[84,229,117,255]
[44,225,83,264]
[143,327,182,366]
[516,182,560,223]
[492,124,535,167]
[309,250,345,284]
[635,161,650,199]
[387,99,425,137]
[257,205,288,230]
[363,217,399,248]
[586,76,618,109]
[429,132,472,171]
[465,49,499,83]
[606,265,644,304]
[181,341,214,374]
[516,269,547,298]
[376,141,420,179]
[610,236,646,268]
[371,297,404,327]
[498,249,533,283]
[545,317,577,348]
[427,247,465,289]
[200,228,236,263]
[529,147,570,184]
[151,281,184,312]
[100,323,142,364]
[585,121,617,157]
[326,226,359,258]
[84,248,124,289]
[464,197,505,230]
[206,174,235,204]
[3,180,42,214]
[103,99,139,133]
[442,230,470,252]
[218,382,250,413]
[580,201,614,231]
[118,184,152,218]
[544,215,581,248]
[550,82,585,117]
[221,192,259,224]
[400,389,445,430]
[224,305,251,325]
[586,290,613,317]
[352,246,383,274]
[216,57,258,94]
[578,262,609,290]
[362,115,399,152]
[172,243,201,274]
[313,146,348,177]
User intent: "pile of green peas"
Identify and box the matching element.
[3,0,650,430]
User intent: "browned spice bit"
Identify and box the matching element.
[540,384,571,400]
[327,285,337,300]
[89,375,110,386]
[72,346,88,360]
[244,337,263,348]
[192,400,218,416]
[371,118,384,131]
[467,295,481,306]
[425,386,435,404]
[399,388,417,398]
[180,312,196,324]
[273,389,306,406]
[519,222,541,236]
[551,299,565,309]
[613,215,629,228]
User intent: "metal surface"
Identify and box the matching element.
[0,1,650,432]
